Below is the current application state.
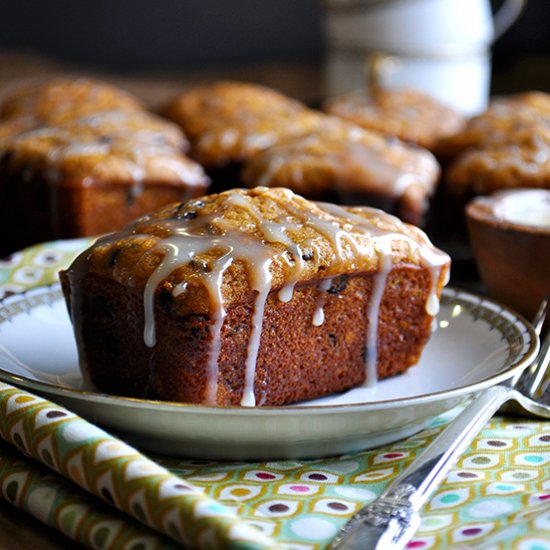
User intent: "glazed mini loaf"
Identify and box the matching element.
[436,91,550,161]
[0,78,145,123]
[445,127,550,195]
[60,187,450,407]
[0,106,209,255]
[431,91,550,232]
[241,121,440,226]
[324,88,465,151]
[164,80,327,171]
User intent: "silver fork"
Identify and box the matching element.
[331,299,550,550]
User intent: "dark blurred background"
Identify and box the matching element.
[3,1,326,71]
[0,0,548,99]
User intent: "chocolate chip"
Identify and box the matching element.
[302,250,314,261]
[107,248,122,268]
[179,210,197,220]
[328,275,348,294]
[190,325,207,339]
[328,334,337,346]
[158,287,174,306]
[173,203,198,220]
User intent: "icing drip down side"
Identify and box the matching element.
[81,187,450,406]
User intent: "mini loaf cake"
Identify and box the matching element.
[436,91,550,161]
[445,126,550,196]
[440,92,550,196]
[324,88,465,151]
[241,121,440,226]
[60,187,451,407]
[0,78,145,123]
[0,80,209,255]
[164,80,327,176]
[428,91,550,240]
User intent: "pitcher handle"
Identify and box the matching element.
[493,0,527,40]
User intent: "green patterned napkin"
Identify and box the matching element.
[1,240,550,550]
[0,438,178,550]
[0,381,276,549]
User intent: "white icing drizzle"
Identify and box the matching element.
[141,216,276,405]
[225,191,306,305]
[425,271,443,317]
[241,258,272,407]
[364,236,393,386]
[312,277,334,326]
[105,188,449,406]
[318,202,448,316]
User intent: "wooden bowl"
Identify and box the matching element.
[466,189,550,320]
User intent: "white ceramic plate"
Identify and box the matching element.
[0,284,538,460]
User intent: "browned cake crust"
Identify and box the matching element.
[446,132,550,196]
[60,187,450,407]
[324,88,465,150]
[0,80,210,255]
[0,78,145,123]
[164,80,327,168]
[436,91,550,160]
[241,121,440,226]
[428,91,550,238]
[441,92,550,198]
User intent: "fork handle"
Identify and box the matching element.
[331,385,516,549]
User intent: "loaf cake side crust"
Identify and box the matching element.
[60,265,434,406]
[0,166,209,255]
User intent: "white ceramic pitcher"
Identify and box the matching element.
[323,0,526,115]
